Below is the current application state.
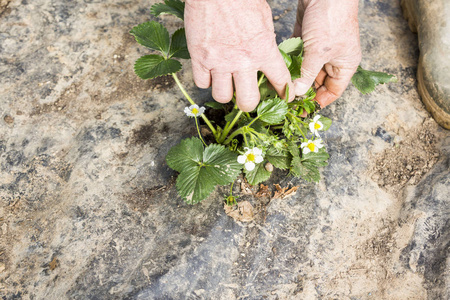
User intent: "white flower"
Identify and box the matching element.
[301,139,324,155]
[184,104,205,117]
[237,147,264,171]
[309,115,324,136]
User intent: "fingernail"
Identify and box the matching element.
[294,81,309,96]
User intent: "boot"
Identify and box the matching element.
[401,0,450,129]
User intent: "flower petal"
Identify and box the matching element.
[255,155,263,163]
[245,161,255,171]
[253,147,262,155]
[300,142,308,148]
[302,147,311,155]
[309,122,315,132]
[237,155,246,164]
[313,115,321,122]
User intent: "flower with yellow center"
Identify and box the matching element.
[309,115,324,136]
[237,147,264,171]
[301,139,324,155]
[184,104,205,117]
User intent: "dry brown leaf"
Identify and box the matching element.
[256,184,271,198]
[273,184,299,199]
[224,201,255,222]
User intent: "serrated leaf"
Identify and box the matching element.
[279,49,292,68]
[351,66,397,94]
[291,148,329,182]
[204,101,224,110]
[201,144,242,185]
[288,55,302,80]
[318,116,332,131]
[150,0,185,20]
[257,98,288,124]
[266,146,292,170]
[287,140,300,158]
[169,28,190,59]
[130,21,170,55]
[291,156,321,182]
[134,55,182,79]
[278,37,303,56]
[168,139,242,204]
[244,162,271,185]
[301,148,329,167]
[166,137,203,173]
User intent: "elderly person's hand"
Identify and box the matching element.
[185,0,294,112]
[293,0,362,108]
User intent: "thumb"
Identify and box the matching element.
[294,53,326,96]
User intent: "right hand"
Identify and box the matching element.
[293,0,362,108]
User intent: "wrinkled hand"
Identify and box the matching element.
[293,0,361,108]
[185,0,294,112]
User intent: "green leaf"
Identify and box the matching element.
[259,78,277,101]
[287,140,300,158]
[245,162,271,185]
[301,148,329,167]
[288,55,302,80]
[204,101,225,110]
[169,28,190,59]
[150,0,185,20]
[279,49,292,68]
[266,146,292,170]
[130,21,170,55]
[291,148,329,182]
[303,100,315,114]
[166,137,204,173]
[278,37,303,56]
[167,139,242,204]
[257,98,288,124]
[134,55,182,79]
[351,66,397,94]
[291,156,321,182]
[318,116,332,131]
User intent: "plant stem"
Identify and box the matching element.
[172,73,217,137]
[223,127,245,145]
[194,117,207,146]
[257,73,265,87]
[246,116,260,128]
[288,112,308,125]
[243,133,249,147]
[218,110,243,143]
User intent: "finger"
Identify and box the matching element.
[233,71,260,112]
[261,54,295,102]
[294,52,326,96]
[211,72,233,103]
[191,60,211,88]
[315,67,355,108]
[314,69,327,89]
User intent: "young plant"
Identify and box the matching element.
[130,0,396,204]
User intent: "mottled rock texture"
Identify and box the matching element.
[0,0,449,299]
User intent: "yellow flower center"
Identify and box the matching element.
[192,108,199,115]
[307,143,315,152]
[314,123,321,130]
[247,153,255,162]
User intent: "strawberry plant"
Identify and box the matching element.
[130,0,396,204]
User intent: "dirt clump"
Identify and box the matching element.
[371,118,440,189]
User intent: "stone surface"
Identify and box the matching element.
[0,0,449,299]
